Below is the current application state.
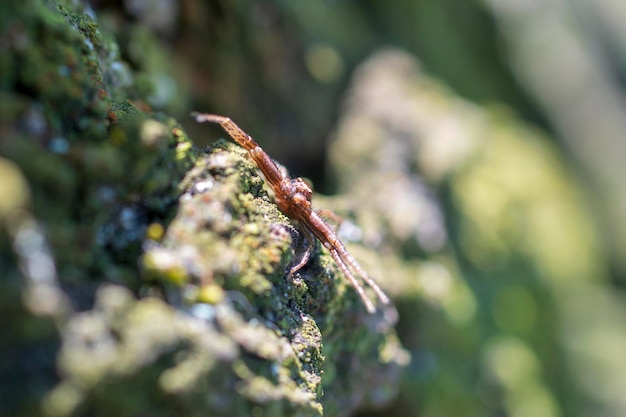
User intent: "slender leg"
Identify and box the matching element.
[193,113,284,186]
[315,209,344,228]
[289,226,315,277]
[341,251,390,304]
[328,248,376,313]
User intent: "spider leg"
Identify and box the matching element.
[289,226,315,277]
[315,209,344,228]
[328,247,376,313]
[306,210,389,312]
[193,113,284,186]
[193,113,258,151]
[338,248,390,305]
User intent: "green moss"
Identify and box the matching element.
[55,3,101,49]
[139,141,407,415]
[110,100,142,122]
[0,2,407,416]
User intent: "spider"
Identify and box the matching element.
[193,113,390,313]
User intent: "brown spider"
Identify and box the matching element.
[193,113,390,313]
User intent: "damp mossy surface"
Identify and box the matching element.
[0,2,407,417]
[140,139,407,416]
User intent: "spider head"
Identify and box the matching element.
[276,177,313,217]
[290,178,313,202]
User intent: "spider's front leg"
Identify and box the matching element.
[193,112,284,186]
[288,225,315,277]
[276,177,316,277]
[288,209,343,277]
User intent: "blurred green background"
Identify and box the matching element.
[114,2,626,415]
[4,0,626,416]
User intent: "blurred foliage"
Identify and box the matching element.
[325,49,615,417]
[3,0,626,416]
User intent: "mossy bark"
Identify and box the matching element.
[0,2,407,417]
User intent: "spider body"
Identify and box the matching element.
[275,178,312,217]
[193,113,390,313]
